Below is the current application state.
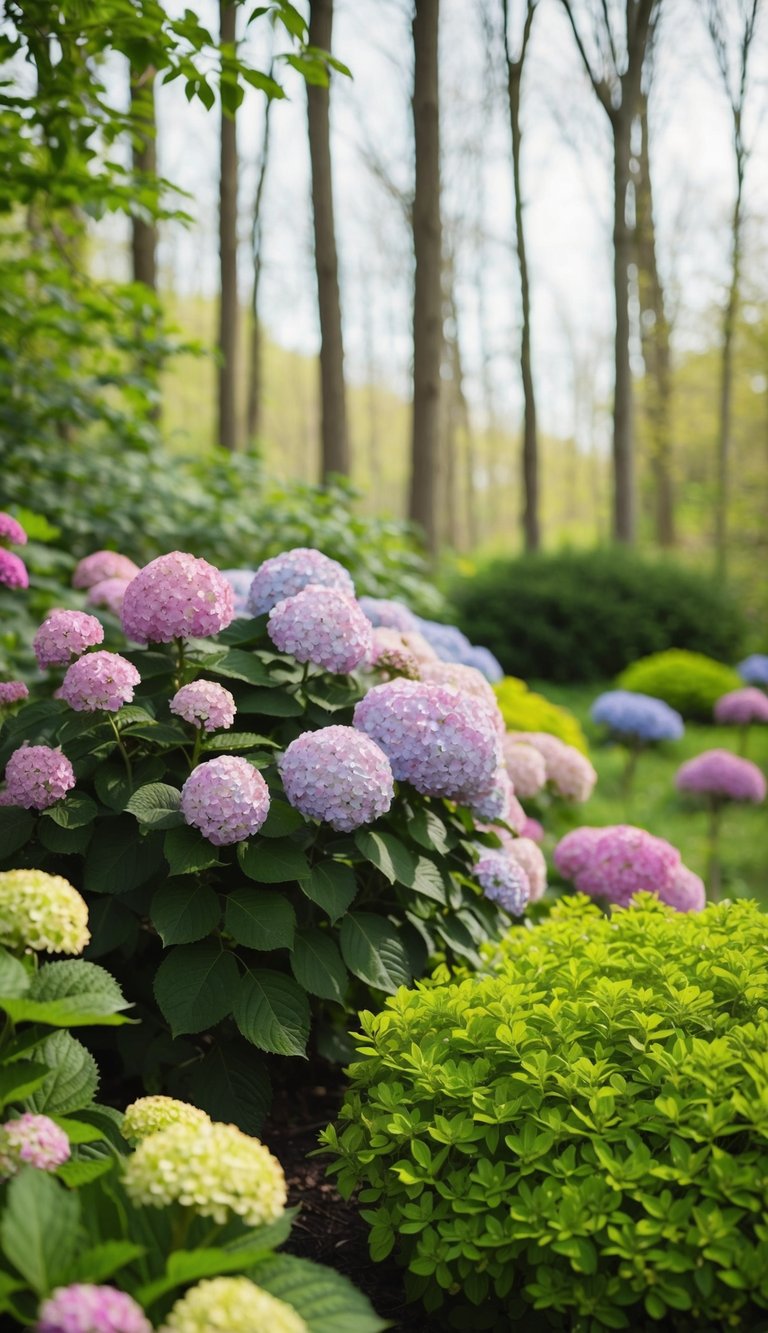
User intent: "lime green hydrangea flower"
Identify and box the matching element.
[122,1096,210,1144]
[123,1120,287,1226]
[160,1277,307,1333]
[0,870,89,954]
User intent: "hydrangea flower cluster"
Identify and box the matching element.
[0,512,27,547]
[470,768,514,821]
[553,824,701,911]
[659,864,706,913]
[507,836,547,902]
[170,680,236,733]
[473,851,530,916]
[414,619,473,663]
[0,548,29,590]
[676,749,766,804]
[180,755,271,845]
[502,738,547,798]
[160,1278,308,1333]
[33,610,105,669]
[591,689,684,742]
[714,687,768,726]
[736,653,768,687]
[358,596,420,633]
[121,552,234,644]
[247,547,355,616]
[461,644,504,682]
[268,585,372,674]
[368,627,421,679]
[0,1113,70,1177]
[86,578,131,617]
[0,681,29,706]
[521,815,544,843]
[121,1095,210,1144]
[59,652,140,713]
[279,726,394,832]
[353,678,500,803]
[419,660,501,721]
[72,551,140,589]
[221,568,255,615]
[508,731,596,802]
[553,826,604,881]
[36,1285,152,1333]
[123,1119,287,1226]
[3,745,75,810]
[0,869,89,953]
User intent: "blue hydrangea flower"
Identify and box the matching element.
[222,570,255,615]
[461,644,504,682]
[412,618,472,662]
[591,689,684,743]
[737,654,768,687]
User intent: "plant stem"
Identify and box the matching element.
[706,798,724,902]
[109,714,133,786]
[190,729,203,769]
[620,742,642,800]
[174,636,186,690]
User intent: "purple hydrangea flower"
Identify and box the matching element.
[502,738,547,799]
[412,618,472,663]
[4,745,75,810]
[221,569,256,615]
[714,687,768,726]
[591,689,684,743]
[353,678,500,803]
[473,851,530,915]
[121,552,235,644]
[553,826,607,881]
[170,681,236,733]
[279,726,394,832]
[0,681,29,706]
[369,628,421,680]
[461,644,504,683]
[0,512,27,546]
[658,863,706,913]
[563,824,681,908]
[521,815,544,843]
[676,749,766,804]
[358,597,420,633]
[0,1113,70,1176]
[59,652,140,713]
[268,585,372,674]
[0,549,29,590]
[86,578,131,617]
[36,1285,152,1333]
[181,756,270,846]
[247,548,355,616]
[418,661,502,725]
[507,731,597,803]
[736,654,768,687]
[507,836,547,902]
[471,768,514,821]
[72,551,140,590]
[33,610,105,669]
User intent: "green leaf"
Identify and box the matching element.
[49,1116,106,1145]
[354,829,415,886]
[85,818,164,895]
[56,1157,114,1186]
[260,799,307,838]
[237,838,309,884]
[138,1239,292,1307]
[0,808,34,857]
[339,913,413,994]
[225,888,295,951]
[234,968,310,1057]
[0,946,29,998]
[251,1253,389,1332]
[0,1061,51,1109]
[0,1168,79,1295]
[154,942,239,1036]
[38,819,93,855]
[409,855,449,904]
[120,721,187,746]
[210,649,272,685]
[164,825,221,876]
[125,783,183,829]
[43,793,98,828]
[203,731,275,752]
[188,1041,271,1136]
[85,897,138,959]
[151,880,221,946]
[408,806,454,855]
[236,688,303,717]
[291,929,348,1005]
[73,1241,146,1285]
[31,960,126,1008]
[0,995,131,1027]
[301,862,357,923]
[26,1032,99,1115]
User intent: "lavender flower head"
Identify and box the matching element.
[34,610,105,669]
[0,681,29,706]
[4,745,75,810]
[658,863,706,913]
[247,547,354,616]
[507,836,547,902]
[36,1285,152,1333]
[502,738,547,798]
[268,585,372,674]
[358,596,420,633]
[461,644,504,682]
[121,552,234,644]
[0,512,27,546]
[412,618,472,663]
[736,654,768,687]
[591,689,684,742]
[563,824,681,908]
[0,549,29,590]
[0,1113,70,1177]
[86,578,131,617]
[72,550,140,590]
[553,826,608,881]
[279,725,394,832]
[676,749,766,804]
[418,660,502,724]
[170,680,236,733]
[59,652,140,713]
[369,627,421,679]
[473,851,530,916]
[221,569,256,615]
[470,767,514,821]
[508,731,597,803]
[181,755,270,845]
[714,687,768,726]
[353,678,500,803]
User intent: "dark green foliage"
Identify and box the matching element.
[323,895,768,1331]
[448,548,746,683]
[618,650,743,721]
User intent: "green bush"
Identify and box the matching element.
[618,649,742,720]
[494,677,589,753]
[448,548,746,683]
[323,895,768,1331]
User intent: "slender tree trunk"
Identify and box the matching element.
[612,111,635,543]
[307,0,349,480]
[217,1,239,452]
[408,0,442,555]
[246,89,273,443]
[715,165,744,581]
[130,64,158,291]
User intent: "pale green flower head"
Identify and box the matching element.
[160,1277,308,1333]
[121,1096,210,1144]
[0,869,89,955]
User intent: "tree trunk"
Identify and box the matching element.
[715,165,743,581]
[246,88,273,443]
[612,110,635,543]
[408,0,442,556]
[307,0,349,481]
[130,64,157,291]
[217,0,239,452]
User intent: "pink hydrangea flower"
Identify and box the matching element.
[86,578,131,617]
[369,627,421,679]
[121,552,234,644]
[0,512,27,546]
[507,837,547,902]
[72,551,140,590]
[247,547,355,616]
[0,549,29,590]
[507,732,596,802]
[502,738,547,798]
[553,826,609,881]
[714,688,768,726]
[473,851,530,916]
[181,756,271,846]
[268,585,373,674]
[170,681,236,733]
[279,726,394,832]
[0,1113,70,1177]
[471,768,514,821]
[568,824,681,908]
[59,652,140,713]
[0,681,29,706]
[658,863,706,913]
[33,610,104,669]
[358,596,420,632]
[354,678,500,804]
[36,1285,152,1333]
[419,661,501,721]
[676,749,766,804]
[521,816,544,843]
[4,745,75,810]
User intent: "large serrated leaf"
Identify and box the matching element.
[236,687,304,717]
[154,941,239,1036]
[31,960,126,1007]
[163,825,221,876]
[210,649,273,685]
[26,1031,99,1114]
[259,799,307,838]
[43,793,98,829]
[125,782,183,829]
[290,929,348,1005]
[250,1252,389,1332]
[234,968,310,1057]
[0,946,29,998]
[72,1241,146,1285]
[407,805,454,855]
[301,861,357,922]
[354,829,415,886]
[339,913,413,994]
[203,731,274,752]
[84,818,164,895]
[1,1168,79,1295]
[0,1061,50,1108]
[187,1041,271,1135]
[224,887,295,950]
[151,880,220,946]
[237,838,309,884]
[0,807,34,858]
[409,855,449,904]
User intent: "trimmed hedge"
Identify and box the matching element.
[618,650,742,721]
[494,677,589,753]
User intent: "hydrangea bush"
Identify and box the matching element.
[618,649,742,721]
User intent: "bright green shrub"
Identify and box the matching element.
[494,676,589,753]
[448,548,746,682]
[323,895,768,1331]
[618,649,742,720]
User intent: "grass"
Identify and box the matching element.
[533,682,768,907]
